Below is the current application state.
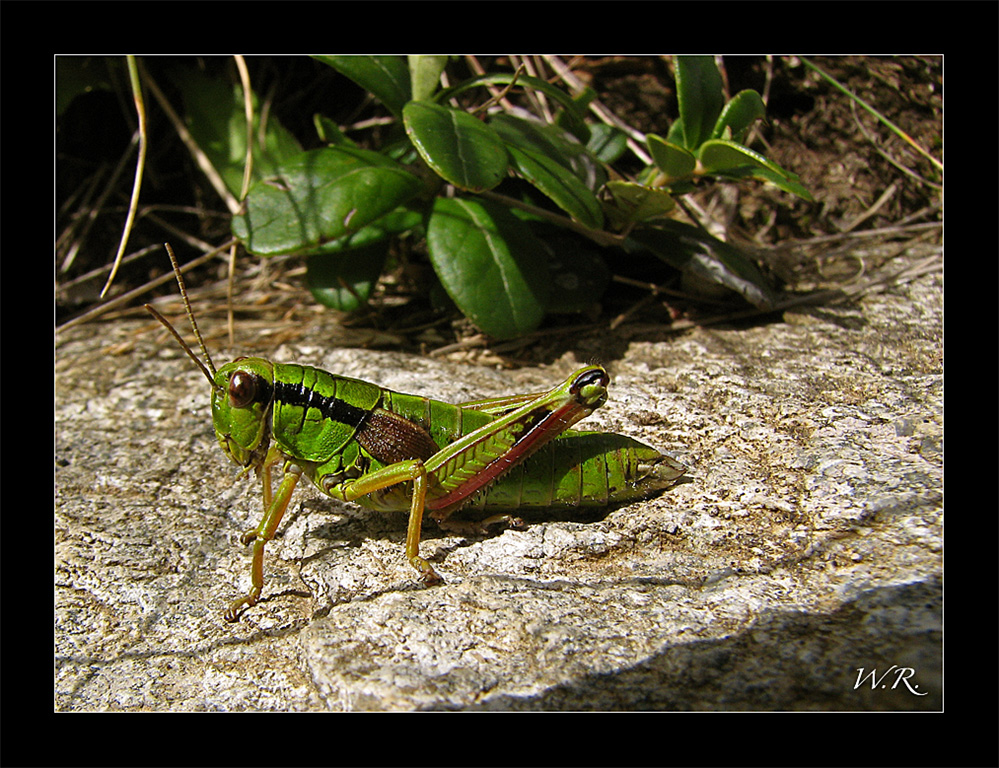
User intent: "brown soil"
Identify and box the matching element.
[575,55,941,240]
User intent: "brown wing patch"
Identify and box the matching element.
[355,408,440,464]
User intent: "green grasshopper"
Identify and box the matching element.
[147,245,686,621]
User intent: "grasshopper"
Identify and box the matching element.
[147,245,686,621]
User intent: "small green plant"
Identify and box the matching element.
[181,56,812,340]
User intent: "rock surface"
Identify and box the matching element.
[55,251,941,711]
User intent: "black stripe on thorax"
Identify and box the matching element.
[273,378,369,428]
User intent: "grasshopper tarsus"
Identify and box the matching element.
[224,591,259,623]
[481,514,524,531]
[437,514,524,537]
[418,567,444,587]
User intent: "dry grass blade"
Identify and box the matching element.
[58,239,237,333]
[137,59,240,216]
[228,55,257,347]
[100,56,147,299]
[800,57,942,173]
[543,55,653,165]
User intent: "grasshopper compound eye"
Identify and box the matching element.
[228,370,257,408]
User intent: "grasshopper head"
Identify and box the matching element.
[211,357,275,468]
[144,246,277,471]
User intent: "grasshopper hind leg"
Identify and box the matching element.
[335,459,445,585]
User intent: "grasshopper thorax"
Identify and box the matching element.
[212,357,276,468]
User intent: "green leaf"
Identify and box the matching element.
[665,118,686,149]
[699,140,813,200]
[314,55,411,117]
[587,123,629,164]
[540,231,611,314]
[426,197,549,339]
[311,205,425,254]
[698,138,783,175]
[721,164,814,201]
[647,134,696,182]
[602,180,676,229]
[489,114,604,229]
[403,101,509,192]
[232,147,423,256]
[490,114,605,189]
[436,73,587,126]
[408,55,448,102]
[56,57,115,116]
[675,56,725,151]
[172,68,302,198]
[296,206,423,311]
[627,221,776,310]
[711,89,766,142]
[306,241,389,312]
[556,87,595,143]
[313,114,357,147]
[504,142,603,228]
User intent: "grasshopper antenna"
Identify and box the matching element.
[144,243,219,387]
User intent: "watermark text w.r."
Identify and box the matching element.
[854,666,927,696]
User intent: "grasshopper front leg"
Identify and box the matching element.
[225,446,302,622]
